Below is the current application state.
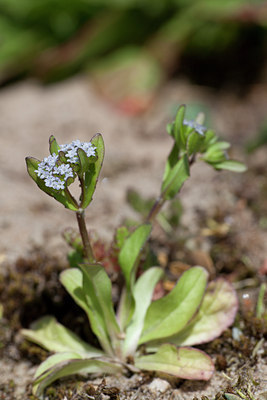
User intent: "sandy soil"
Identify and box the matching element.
[0,77,266,264]
[0,76,266,398]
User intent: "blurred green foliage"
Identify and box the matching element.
[0,0,267,86]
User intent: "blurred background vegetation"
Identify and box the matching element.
[1,0,267,113]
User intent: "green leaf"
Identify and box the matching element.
[116,286,133,331]
[199,129,217,153]
[60,268,89,312]
[49,135,60,155]
[162,142,180,184]
[77,147,91,175]
[80,264,121,353]
[173,105,186,148]
[21,316,103,356]
[166,278,238,346]
[118,223,152,290]
[81,133,104,209]
[187,131,204,155]
[202,141,231,163]
[161,154,190,201]
[117,223,152,330]
[135,344,214,380]
[139,267,208,344]
[33,353,122,397]
[34,352,80,382]
[207,141,231,152]
[166,122,173,136]
[60,268,113,356]
[212,160,247,172]
[25,157,79,211]
[33,352,83,396]
[123,267,164,357]
[114,226,130,250]
[163,106,187,182]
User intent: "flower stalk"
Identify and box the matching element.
[76,210,95,263]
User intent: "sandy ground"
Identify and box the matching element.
[0,76,266,264]
[0,76,266,398]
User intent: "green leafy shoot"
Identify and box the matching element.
[146,104,246,223]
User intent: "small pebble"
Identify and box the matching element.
[148,378,171,393]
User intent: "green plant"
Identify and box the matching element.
[24,105,245,397]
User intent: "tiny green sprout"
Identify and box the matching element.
[23,105,245,397]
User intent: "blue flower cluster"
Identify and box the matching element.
[35,140,96,190]
[183,119,207,136]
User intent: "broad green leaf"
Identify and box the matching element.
[117,224,152,330]
[117,223,152,330]
[49,135,60,155]
[187,131,204,155]
[81,133,104,209]
[135,344,214,380]
[21,316,103,357]
[212,160,247,172]
[173,105,186,148]
[33,354,122,396]
[60,268,87,311]
[118,223,152,290]
[161,154,190,200]
[139,266,208,344]
[25,157,79,211]
[60,268,113,356]
[80,264,121,353]
[164,278,238,346]
[123,267,164,357]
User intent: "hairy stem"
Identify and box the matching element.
[76,210,95,263]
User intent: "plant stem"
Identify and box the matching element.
[145,195,165,223]
[64,187,79,209]
[76,210,95,263]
